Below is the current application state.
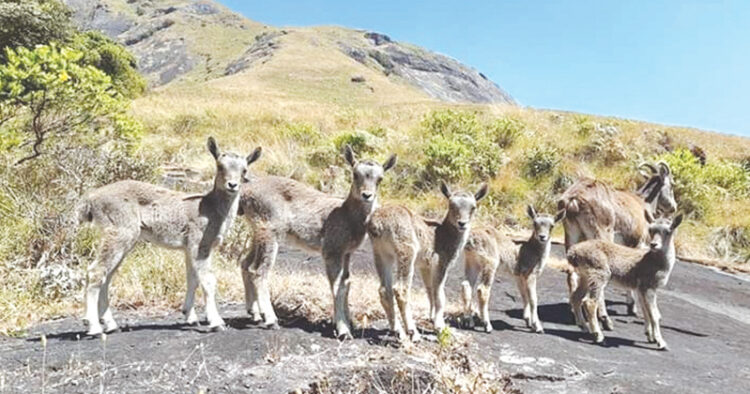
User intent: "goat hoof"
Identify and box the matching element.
[409,331,422,342]
[104,325,120,334]
[247,312,262,324]
[602,318,614,331]
[335,324,353,340]
[86,328,103,337]
[483,325,493,334]
[594,333,605,344]
[336,332,353,341]
[210,324,226,333]
[263,321,280,330]
[657,342,669,351]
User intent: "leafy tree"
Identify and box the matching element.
[0,1,146,98]
[0,0,73,60]
[72,32,147,98]
[0,44,142,164]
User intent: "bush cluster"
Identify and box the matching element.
[523,146,560,179]
[659,149,750,218]
[421,110,508,184]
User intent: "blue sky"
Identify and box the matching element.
[219,1,750,136]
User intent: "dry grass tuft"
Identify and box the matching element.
[267,261,434,328]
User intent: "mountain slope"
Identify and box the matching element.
[63,0,515,104]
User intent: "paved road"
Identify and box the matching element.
[1,244,749,393]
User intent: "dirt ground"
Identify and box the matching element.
[2,244,750,393]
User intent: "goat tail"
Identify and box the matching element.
[367,218,384,238]
[76,198,94,224]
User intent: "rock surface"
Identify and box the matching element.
[2,244,750,392]
[342,32,515,104]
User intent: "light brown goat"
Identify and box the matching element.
[559,162,677,321]
[78,138,261,335]
[239,146,396,338]
[462,206,563,333]
[567,211,683,350]
[368,183,488,339]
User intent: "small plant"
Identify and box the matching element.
[332,130,382,154]
[573,114,594,137]
[171,114,203,135]
[578,123,628,163]
[283,122,320,146]
[489,116,524,148]
[437,326,453,349]
[524,146,560,179]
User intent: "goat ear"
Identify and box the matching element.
[554,209,566,223]
[440,181,452,199]
[246,146,262,165]
[658,161,671,177]
[382,154,397,172]
[644,208,655,224]
[671,213,684,230]
[344,145,356,167]
[207,137,220,159]
[474,183,489,202]
[526,205,537,219]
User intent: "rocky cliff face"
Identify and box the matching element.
[340,32,514,104]
[64,0,515,104]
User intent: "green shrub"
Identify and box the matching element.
[283,122,321,145]
[366,125,388,138]
[422,109,480,137]
[0,44,143,163]
[423,135,472,182]
[332,129,382,155]
[0,0,73,61]
[572,114,594,136]
[659,149,750,218]
[72,31,147,98]
[489,117,524,148]
[524,146,560,179]
[420,110,505,184]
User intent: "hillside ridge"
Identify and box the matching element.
[63,0,515,104]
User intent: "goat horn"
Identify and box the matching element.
[638,162,658,174]
[656,161,671,176]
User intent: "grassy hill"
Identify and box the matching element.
[64,0,514,103]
